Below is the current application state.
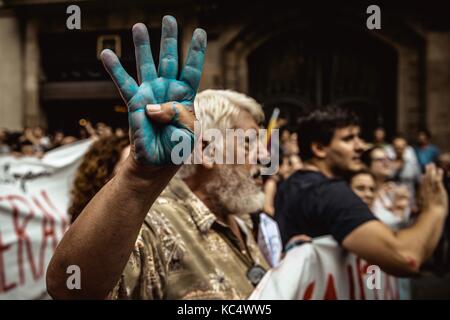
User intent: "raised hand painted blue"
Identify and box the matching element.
[101,15,206,165]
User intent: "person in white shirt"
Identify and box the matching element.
[385,135,421,208]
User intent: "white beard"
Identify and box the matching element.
[204,165,265,215]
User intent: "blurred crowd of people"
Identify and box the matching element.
[1,14,448,300]
[2,118,449,256]
[45,97,449,300]
[265,123,448,213]
[0,121,127,158]
[1,110,449,299]
[263,121,450,276]
[2,103,445,302]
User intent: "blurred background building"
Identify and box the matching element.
[0,0,448,148]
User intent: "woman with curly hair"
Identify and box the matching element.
[68,135,130,223]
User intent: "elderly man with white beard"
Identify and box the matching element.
[48,90,268,299]
[46,17,271,300]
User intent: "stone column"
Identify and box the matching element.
[24,19,45,128]
[396,46,422,139]
[0,13,23,130]
[426,32,450,151]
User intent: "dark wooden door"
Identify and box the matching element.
[248,24,397,139]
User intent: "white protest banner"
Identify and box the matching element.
[0,139,92,299]
[250,235,400,300]
[257,213,282,267]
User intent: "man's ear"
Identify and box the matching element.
[311,142,327,159]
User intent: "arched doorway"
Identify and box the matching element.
[247,23,398,140]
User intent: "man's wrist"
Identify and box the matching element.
[119,155,179,192]
[421,205,447,218]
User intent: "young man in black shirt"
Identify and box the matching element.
[275,107,448,276]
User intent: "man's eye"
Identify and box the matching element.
[343,136,353,142]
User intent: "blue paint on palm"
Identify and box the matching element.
[101,15,206,165]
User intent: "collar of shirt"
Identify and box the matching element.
[166,177,217,233]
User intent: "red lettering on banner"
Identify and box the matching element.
[384,275,399,300]
[41,190,68,234]
[0,232,17,293]
[0,195,39,284]
[373,283,379,300]
[395,278,400,300]
[323,274,337,300]
[0,191,68,293]
[384,275,392,299]
[303,281,315,300]
[356,257,368,300]
[347,265,355,300]
[32,196,58,277]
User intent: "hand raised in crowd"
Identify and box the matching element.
[379,183,410,218]
[46,17,207,300]
[101,15,206,165]
[390,184,410,217]
[82,119,98,138]
[23,127,38,145]
[419,163,448,216]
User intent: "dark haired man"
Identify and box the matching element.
[415,129,440,170]
[386,134,421,205]
[275,106,448,276]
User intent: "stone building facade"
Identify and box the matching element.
[0,0,448,149]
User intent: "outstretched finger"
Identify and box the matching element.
[158,15,178,79]
[101,49,138,102]
[180,28,207,93]
[133,23,157,83]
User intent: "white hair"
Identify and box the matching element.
[178,90,264,178]
[194,89,264,131]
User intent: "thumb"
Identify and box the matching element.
[145,102,195,132]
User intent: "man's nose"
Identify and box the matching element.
[354,137,366,151]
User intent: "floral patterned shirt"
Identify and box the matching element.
[110,177,268,300]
